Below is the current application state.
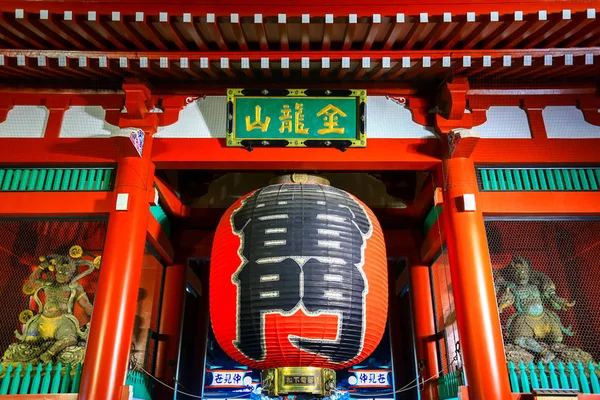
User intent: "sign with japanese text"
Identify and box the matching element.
[226,89,366,149]
[349,370,391,388]
[206,370,247,388]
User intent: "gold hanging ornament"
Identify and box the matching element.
[93,256,102,269]
[69,245,83,259]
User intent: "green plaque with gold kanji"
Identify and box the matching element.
[226,89,366,149]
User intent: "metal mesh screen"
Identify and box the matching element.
[486,218,600,367]
[0,219,106,368]
[430,249,462,374]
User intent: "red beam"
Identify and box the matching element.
[146,210,175,264]
[480,191,600,215]
[151,138,442,170]
[0,139,121,163]
[0,192,112,216]
[6,48,598,61]
[0,1,596,16]
[473,138,600,164]
[154,176,190,217]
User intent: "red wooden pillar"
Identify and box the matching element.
[409,252,439,400]
[80,81,159,400]
[79,135,155,398]
[155,264,186,390]
[442,156,511,400]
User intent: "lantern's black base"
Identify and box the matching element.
[261,367,336,398]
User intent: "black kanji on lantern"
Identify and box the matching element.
[231,183,372,364]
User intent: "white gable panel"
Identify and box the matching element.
[367,97,436,138]
[155,97,226,138]
[474,106,531,138]
[543,106,600,138]
[60,106,120,138]
[0,106,49,138]
[155,96,437,139]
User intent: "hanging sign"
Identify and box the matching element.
[206,370,248,388]
[226,89,366,150]
[348,369,392,388]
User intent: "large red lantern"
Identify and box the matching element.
[210,177,387,395]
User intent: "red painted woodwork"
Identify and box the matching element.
[442,157,512,400]
[480,192,600,215]
[0,192,112,216]
[152,138,442,170]
[0,49,597,83]
[155,264,186,390]
[409,253,440,400]
[146,211,175,265]
[79,153,155,400]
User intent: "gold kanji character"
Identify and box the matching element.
[279,104,293,133]
[295,103,309,134]
[317,104,347,134]
[245,105,271,132]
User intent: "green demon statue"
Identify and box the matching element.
[2,245,100,369]
[494,254,575,364]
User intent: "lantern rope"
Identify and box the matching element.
[139,366,253,399]
[140,362,454,398]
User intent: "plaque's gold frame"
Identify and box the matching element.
[226,89,367,148]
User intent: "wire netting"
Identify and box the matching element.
[486,218,600,366]
[0,219,106,363]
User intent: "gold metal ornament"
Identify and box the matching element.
[291,173,309,183]
[19,310,34,324]
[69,245,83,259]
[261,367,336,398]
[93,256,102,269]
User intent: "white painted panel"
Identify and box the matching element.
[367,97,436,138]
[155,97,226,138]
[543,106,600,138]
[156,96,437,139]
[60,106,120,138]
[474,106,531,138]
[0,106,49,138]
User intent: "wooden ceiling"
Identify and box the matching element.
[0,1,599,87]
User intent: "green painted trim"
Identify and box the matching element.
[0,167,115,192]
[423,205,442,237]
[478,167,600,192]
[125,370,154,400]
[507,361,600,394]
[0,362,83,395]
[438,370,464,400]
[150,203,172,238]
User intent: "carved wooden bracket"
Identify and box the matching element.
[578,99,600,126]
[119,82,158,132]
[121,81,154,121]
[0,99,14,124]
[437,77,469,121]
[446,128,480,159]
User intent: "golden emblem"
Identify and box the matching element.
[19,310,34,324]
[93,256,102,269]
[292,173,309,183]
[69,245,83,259]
